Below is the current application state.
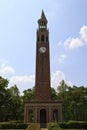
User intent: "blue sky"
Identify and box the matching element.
[0,0,87,94]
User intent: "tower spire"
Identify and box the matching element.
[40,10,47,21]
[38,10,48,30]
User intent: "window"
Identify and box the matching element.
[46,36,48,42]
[40,26,46,28]
[41,35,44,42]
[37,36,39,41]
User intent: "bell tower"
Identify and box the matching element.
[24,11,62,125]
[35,10,51,100]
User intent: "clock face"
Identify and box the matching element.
[39,47,46,53]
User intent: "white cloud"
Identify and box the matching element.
[51,70,73,89]
[0,64,15,75]
[0,61,73,93]
[51,70,65,89]
[80,25,87,42]
[64,25,87,49]
[8,71,73,93]
[64,37,83,49]
[10,75,35,84]
[58,54,67,63]
[9,75,35,93]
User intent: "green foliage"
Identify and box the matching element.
[0,76,87,122]
[0,122,28,129]
[8,85,23,121]
[9,84,20,96]
[57,80,68,93]
[57,81,87,121]
[0,76,10,121]
[51,87,58,100]
[0,76,23,121]
[26,123,40,130]
[59,121,87,129]
[59,122,67,129]
[23,87,35,102]
[47,122,60,130]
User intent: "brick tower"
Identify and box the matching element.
[35,10,51,100]
[24,10,62,125]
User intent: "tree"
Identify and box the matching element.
[23,87,35,102]
[9,84,20,96]
[57,80,68,93]
[0,76,9,121]
[8,85,23,121]
[57,81,87,121]
[51,87,58,100]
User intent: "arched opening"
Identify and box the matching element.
[37,36,39,42]
[28,109,34,123]
[40,109,47,123]
[46,36,48,42]
[53,109,58,121]
[41,35,44,42]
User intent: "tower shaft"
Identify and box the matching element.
[35,11,51,100]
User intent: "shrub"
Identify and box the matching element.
[47,122,60,130]
[26,123,39,130]
[16,123,28,129]
[59,122,68,129]
[0,122,28,129]
[59,121,87,129]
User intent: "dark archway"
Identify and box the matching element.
[28,109,34,123]
[53,109,58,121]
[40,109,47,123]
[40,109,47,128]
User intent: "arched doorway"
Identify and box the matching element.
[40,109,47,123]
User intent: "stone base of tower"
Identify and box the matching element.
[24,100,62,123]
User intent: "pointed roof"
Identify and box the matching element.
[38,10,48,24]
[41,10,47,20]
[38,10,47,23]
